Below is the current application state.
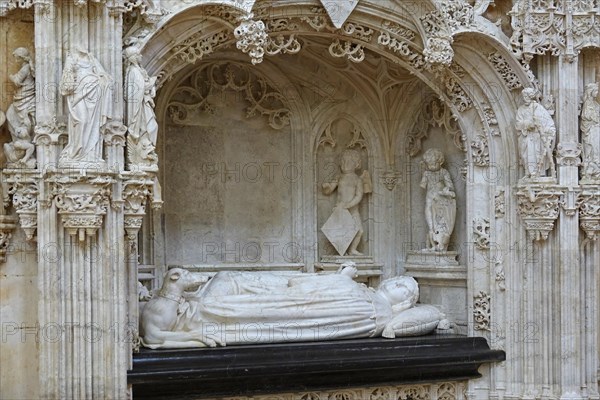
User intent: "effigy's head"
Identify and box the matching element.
[377,276,419,311]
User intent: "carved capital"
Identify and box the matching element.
[577,185,600,240]
[102,119,127,147]
[556,142,582,167]
[34,119,68,146]
[516,184,562,241]
[3,173,39,241]
[52,175,113,241]
[381,170,400,191]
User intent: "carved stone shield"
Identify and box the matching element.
[321,206,360,256]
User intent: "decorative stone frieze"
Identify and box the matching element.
[329,39,366,63]
[516,185,562,241]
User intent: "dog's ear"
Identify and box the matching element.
[169,271,181,281]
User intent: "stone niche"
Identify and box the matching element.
[161,63,296,267]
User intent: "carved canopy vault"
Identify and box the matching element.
[0,0,599,399]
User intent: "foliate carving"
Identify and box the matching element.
[487,52,522,90]
[167,62,290,130]
[510,0,600,60]
[234,14,268,65]
[438,383,457,400]
[473,217,491,250]
[442,73,474,113]
[516,185,562,241]
[0,215,18,263]
[482,105,500,137]
[419,0,474,69]
[173,30,232,65]
[495,264,506,291]
[329,39,365,63]
[4,177,38,241]
[474,291,491,331]
[423,36,455,69]
[369,387,392,400]
[0,0,33,16]
[495,189,506,218]
[577,187,600,240]
[471,135,490,167]
[381,21,416,41]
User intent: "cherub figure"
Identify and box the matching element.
[322,149,372,256]
[420,148,456,252]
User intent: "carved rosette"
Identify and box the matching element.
[577,186,600,240]
[0,215,18,263]
[53,176,113,241]
[516,185,562,241]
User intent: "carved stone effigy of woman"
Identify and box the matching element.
[59,47,113,167]
[581,83,600,181]
[140,264,447,349]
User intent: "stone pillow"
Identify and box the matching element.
[382,305,445,338]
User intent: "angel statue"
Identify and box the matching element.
[321,149,372,256]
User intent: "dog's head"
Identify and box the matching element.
[163,268,207,294]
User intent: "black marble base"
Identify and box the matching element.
[128,334,505,399]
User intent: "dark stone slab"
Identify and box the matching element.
[128,334,505,399]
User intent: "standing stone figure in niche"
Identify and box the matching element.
[124,46,159,170]
[420,148,456,252]
[581,83,600,181]
[59,47,112,167]
[321,149,372,256]
[3,47,36,168]
[140,264,448,348]
[515,88,557,180]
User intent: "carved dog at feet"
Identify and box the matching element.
[140,268,222,349]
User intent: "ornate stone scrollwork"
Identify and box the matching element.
[172,29,232,66]
[516,185,562,241]
[52,176,113,241]
[167,62,291,130]
[234,13,268,65]
[474,291,491,331]
[329,39,365,63]
[473,217,491,250]
[577,186,600,240]
[470,135,490,167]
[122,175,155,240]
[556,142,582,167]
